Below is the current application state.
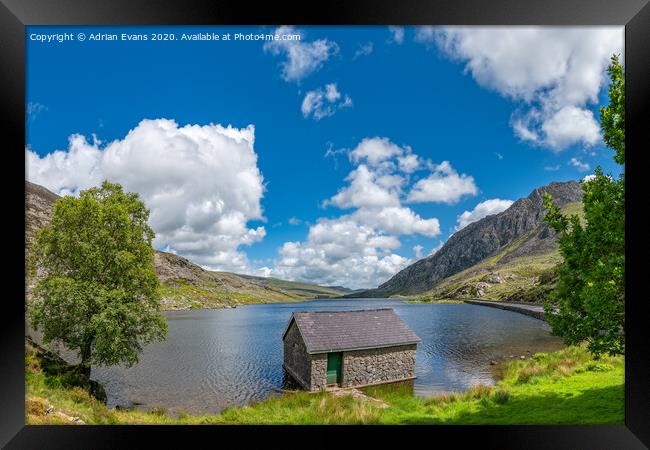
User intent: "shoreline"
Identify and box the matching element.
[26,341,624,425]
[462,299,546,321]
[27,298,556,417]
[160,295,415,312]
[159,295,321,311]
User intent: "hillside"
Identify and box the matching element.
[25,181,350,309]
[237,274,358,298]
[352,181,584,300]
[155,251,350,309]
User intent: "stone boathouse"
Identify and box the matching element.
[282,308,420,391]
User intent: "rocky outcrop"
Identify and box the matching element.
[484,272,503,284]
[26,181,58,245]
[154,251,207,284]
[354,181,583,297]
[475,282,491,298]
[26,181,60,297]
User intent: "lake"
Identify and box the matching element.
[91,298,563,415]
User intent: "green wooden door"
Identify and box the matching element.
[326,352,342,385]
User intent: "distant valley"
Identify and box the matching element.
[25,181,353,310]
[26,179,584,309]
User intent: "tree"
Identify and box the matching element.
[599,54,625,165]
[28,181,168,375]
[543,54,625,356]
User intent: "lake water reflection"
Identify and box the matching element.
[91,298,563,415]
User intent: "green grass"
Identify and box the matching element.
[560,201,586,225]
[26,342,623,425]
[362,345,623,424]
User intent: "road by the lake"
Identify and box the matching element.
[463,300,546,321]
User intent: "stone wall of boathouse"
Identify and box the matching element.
[282,321,312,389]
[340,344,417,388]
[309,353,328,391]
[284,324,418,391]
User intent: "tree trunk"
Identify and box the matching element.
[79,341,92,377]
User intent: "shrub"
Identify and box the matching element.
[25,345,42,373]
[68,386,93,404]
[492,389,510,404]
[576,361,615,373]
[516,365,546,383]
[532,352,549,362]
[147,406,167,416]
[465,384,493,400]
[538,267,559,285]
[26,397,49,416]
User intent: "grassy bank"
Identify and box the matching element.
[26,342,623,425]
[364,346,623,424]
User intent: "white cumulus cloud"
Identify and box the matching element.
[541,106,601,150]
[569,157,590,172]
[325,164,401,210]
[351,206,440,237]
[272,136,474,288]
[264,26,339,82]
[397,153,421,173]
[26,118,266,273]
[301,83,352,120]
[456,198,514,230]
[414,26,436,45]
[272,218,411,289]
[420,26,623,151]
[407,161,478,204]
[349,137,405,167]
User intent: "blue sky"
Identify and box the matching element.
[26,25,624,288]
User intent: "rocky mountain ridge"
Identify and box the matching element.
[352,180,583,298]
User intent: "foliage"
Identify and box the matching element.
[599,54,625,165]
[28,181,167,374]
[542,54,625,357]
[537,266,558,285]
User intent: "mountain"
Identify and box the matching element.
[237,274,358,298]
[352,181,584,299]
[25,181,350,309]
[26,181,59,256]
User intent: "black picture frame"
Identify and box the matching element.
[2,0,648,448]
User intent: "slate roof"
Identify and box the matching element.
[283,308,420,354]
